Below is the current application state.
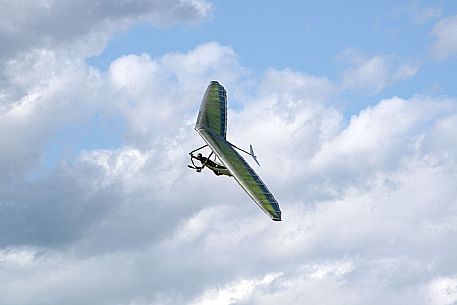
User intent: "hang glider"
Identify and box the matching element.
[188,81,282,221]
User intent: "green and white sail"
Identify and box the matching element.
[195,81,282,221]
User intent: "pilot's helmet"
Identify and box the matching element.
[197,153,203,159]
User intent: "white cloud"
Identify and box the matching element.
[429,276,457,305]
[310,95,456,179]
[431,14,457,60]
[244,257,432,305]
[342,55,391,94]
[0,248,36,267]
[226,68,340,190]
[108,42,245,145]
[188,273,281,305]
[0,52,102,182]
[420,114,457,153]
[339,49,420,95]
[0,41,237,183]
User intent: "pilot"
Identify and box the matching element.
[194,153,226,175]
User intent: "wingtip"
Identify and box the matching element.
[272,212,282,221]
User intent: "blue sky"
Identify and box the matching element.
[2,1,457,305]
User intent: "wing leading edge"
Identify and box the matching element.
[195,81,282,221]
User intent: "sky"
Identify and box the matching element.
[1,1,457,304]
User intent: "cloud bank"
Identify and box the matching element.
[1,2,457,305]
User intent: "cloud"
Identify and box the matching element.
[241,258,432,305]
[0,52,102,182]
[0,0,212,128]
[0,0,212,60]
[430,14,457,60]
[108,41,245,145]
[429,276,457,305]
[393,2,442,24]
[0,39,248,253]
[311,95,456,181]
[339,50,420,95]
[188,273,281,305]
[0,0,212,183]
[2,60,457,304]
[1,2,457,304]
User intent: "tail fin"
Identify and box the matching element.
[250,145,260,166]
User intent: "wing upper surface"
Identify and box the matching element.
[195,81,281,221]
[195,81,227,139]
[197,129,282,221]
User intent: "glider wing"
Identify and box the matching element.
[195,81,227,139]
[195,81,282,221]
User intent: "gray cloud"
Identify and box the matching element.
[0,0,211,60]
